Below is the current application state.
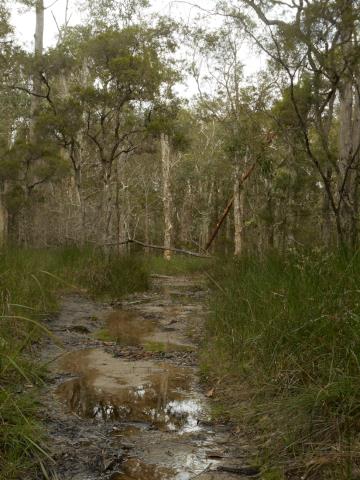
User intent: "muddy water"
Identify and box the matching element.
[56,349,202,431]
[105,311,156,345]
[40,275,255,480]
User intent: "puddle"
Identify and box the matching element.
[112,421,151,438]
[42,276,246,480]
[113,458,175,480]
[56,349,204,431]
[114,436,222,480]
[102,307,193,351]
[104,310,155,345]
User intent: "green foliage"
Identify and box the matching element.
[82,26,172,101]
[0,0,10,39]
[146,101,192,152]
[83,0,149,29]
[272,75,313,132]
[203,251,360,477]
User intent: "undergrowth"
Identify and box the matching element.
[202,250,360,479]
[0,247,149,479]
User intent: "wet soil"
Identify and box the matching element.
[39,274,258,480]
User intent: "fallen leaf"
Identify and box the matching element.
[206,388,215,397]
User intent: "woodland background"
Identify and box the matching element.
[2,1,360,479]
[2,0,360,255]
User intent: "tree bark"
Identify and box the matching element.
[161,133,172,260]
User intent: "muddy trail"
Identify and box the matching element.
[39,274,257,480]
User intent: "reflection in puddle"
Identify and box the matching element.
[105,310,155,345]
[112,421,151,438]
[56,349,203,431]
[114,458,175,480]
[114,456,217,480]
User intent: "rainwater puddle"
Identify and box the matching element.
[113,458,175,480]
[56,349,204,431]
[104,310,155,345]
[113,456,215,480]
[103,307,193,351]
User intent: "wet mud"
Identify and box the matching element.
[39,274,257,480]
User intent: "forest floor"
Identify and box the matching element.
[37,273,259,480]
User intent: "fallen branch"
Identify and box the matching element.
[106,239,212,258]
[217,465,260,476]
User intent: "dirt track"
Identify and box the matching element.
[39,275,258,480]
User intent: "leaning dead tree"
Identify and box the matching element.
[205,162,256,251]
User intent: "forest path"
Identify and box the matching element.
[39,274,257,480]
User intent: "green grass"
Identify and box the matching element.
[0,246,150,479]
[202,250,360,479]
[94,328,114,342]
[144,254,212,276]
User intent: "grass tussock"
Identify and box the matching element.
[202,250,360,479]
[0,247,149,479]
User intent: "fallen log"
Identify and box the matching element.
[105,239,212,258]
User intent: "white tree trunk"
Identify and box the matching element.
[30,0,44,141]
[161,133,172,260]
[233,162,245,256]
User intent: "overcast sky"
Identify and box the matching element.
[10,0,264,97]
[11,0,218,49]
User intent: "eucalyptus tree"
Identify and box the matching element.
[31,0,44,140]
[82,0,149,29]
[82,25,176,243]
[0,0,13,245]
[146,101,191,258]
[189,24,269,254]
[219,0,360,249]
[36,17,178,245]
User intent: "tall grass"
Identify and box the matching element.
[203,250,360,479]
[0,247,149,479]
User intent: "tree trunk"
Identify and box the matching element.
[336,4,359,251]
[351,88,360,248]
[144,191,150,254]
[321,169,333,247]
[102,163,113,245]
[0,186,8,248]
[30,0,44,142]
[233,160,245,256]
[179,180,192,246]
[161,133,172,260]
[338,80,354,248]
